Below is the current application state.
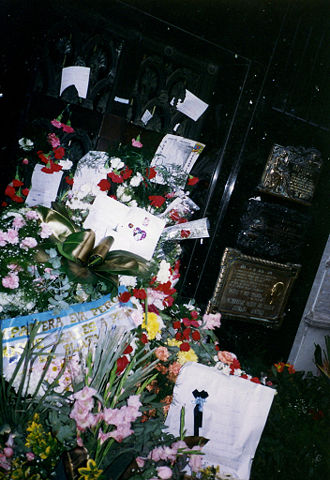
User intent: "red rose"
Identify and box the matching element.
[116,356,129,374]
[180,229,191,238]
[145,167,157,179]
[140,333,148,344]
[133,288,147,300]
[53,146,65,160]
[173,321,181,330]
[98,179,111,191]
[187,176,199,186]
[149,195,166,208]
[180,342,190,352]
[118,291,131,303]
[191,330,201,341]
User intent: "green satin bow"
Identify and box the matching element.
[37,204,147,286]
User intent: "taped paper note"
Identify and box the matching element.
[176,89,208,121]
[26,164,63,208]
[60,66,90,99]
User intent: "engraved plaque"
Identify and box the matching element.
[237,199,311,262]
[258,144,322,205]
[207,248,301,328]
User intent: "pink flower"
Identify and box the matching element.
[20,237,38,250]
[202,312,221,330]
[26,452,35,461]
[5,229,19,245]
[48,133,61,148]
[51,119,62,129]
[131,137,143,148]
[98,429,113,445]
[3,447,13,458]
[109,423,133,442]
[135,456,145,468]
[188,446,203,473]
[2,273,19,289]
[155,346,170,361]
[73,386,97,407]
[0,230,7,246]
[217,350,237,365]
[157,466,173,479]
[127,394,142,410]
[26,210,39,220]
[39,222,53,239]
[12,216,26,229]
[22,158,29,165]
[62,123,74,133]
[0,453,11,471]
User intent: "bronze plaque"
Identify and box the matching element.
[258,144,322,205]
[207,248,301,328]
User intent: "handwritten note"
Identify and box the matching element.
[165,362,275,480]
[175,89,208,121]
[25,164,63,207]
[60,66,90,99]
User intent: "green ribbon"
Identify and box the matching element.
[37,205,147,286]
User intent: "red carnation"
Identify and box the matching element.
[65,176,74,185]
[133,288,147,300]
[175,332,183,341]
[12,179,24,187]
[108,171,124,183]
[62,123,74,133]
[1,202,8,207]
[180,229,191,238]
[5,185,16,198]
[12,195,24,203]
[140,333,148,344]
[250,377,261,384]
[182,328,191,340]
[116,356,129,374]
[148,304,159,315]
[98,179,111,191]
[191,310,199,319]
[163,295,174,307]
[187,176,199,186]
[123,345,133,354]
[191,330,201,341]
[173,321,181,330]
[118,291,131,303]
[149,195,166,208]
[22,188,30,196]
[53,146,65,160]
[145,167,157,179]
[180,342,190,352]
[122,166,133,180]
[37,150,50,164]
[156,281,176,296]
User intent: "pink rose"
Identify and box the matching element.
[217,350,237,365]
[157,465,173,479]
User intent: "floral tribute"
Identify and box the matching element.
[0,114,266,480]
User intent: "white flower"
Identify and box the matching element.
[119,275,137,287]
[59,159,73,170]
[130,172,143,187]
[128,199,138,207]
[18,137,34,151]
[156,260,171,283]
[110,157,124,170]
[117,185,132,203]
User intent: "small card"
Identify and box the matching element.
[25,164,63,207]
[175,89,208,121]
[60,66,90,99]
[84,196,165,260]
[150,134,205,186]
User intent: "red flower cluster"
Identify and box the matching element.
[149,195,166,208]
[172,310,202,350]
[37,150,63,174]
[169,209,188,224]
[4,179,29,203]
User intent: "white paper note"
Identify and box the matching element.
[25,164,63,207]
[165,363,275,480]
[176,89,208,121]
[60,66,90,99]
[150,134,205,185]
[72,151,110,196]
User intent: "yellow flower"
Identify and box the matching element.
[167,338,181,348]
[78,459,103,480]
[177,347,198,365]
[142,312,163,340]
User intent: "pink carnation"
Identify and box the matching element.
[26,210,39,220]
[0,230,7,246]
[48,133,61,148]
[217,350,237,365]
[5,229,19,245]
[157,466,173,479]
[20,237,38,250]
[2,273,19,289]
[202,312,221,330]
[155,346,170,361]
[12,216,25,229]
[51,119,62,129]
[39,222,53,238]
